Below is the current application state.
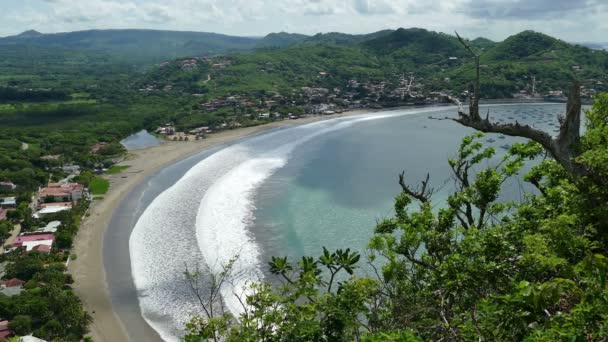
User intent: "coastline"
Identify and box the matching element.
[67,110,370,342]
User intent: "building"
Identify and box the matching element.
[0,197,16,209]
[39,183,84,203]
[0,278,24,297]
[0,208,7,220]
[36,221,61,233]
[90,142,108,154]
[13,233,55,252]
[0,320,14,340]
[61,165,81,175]
[0,182,16,190]
[33,203,72,218]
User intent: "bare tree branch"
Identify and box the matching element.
[452,31,588,180]
[399,172,434,204]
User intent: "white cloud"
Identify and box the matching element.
[0,0,606,42]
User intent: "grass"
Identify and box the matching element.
[107,165,130,174]
[89,177,110,195]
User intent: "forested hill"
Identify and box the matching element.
[0,28,403,64]
[0,29,306,64]
[141,28,608,99]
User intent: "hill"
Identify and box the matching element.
[442,30,608,97]
[0,29,281,64]
[257,32,309,48]
[304,30,394,45]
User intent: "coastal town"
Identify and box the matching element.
[136,55,605,137]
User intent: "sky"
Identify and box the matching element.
[1,0,607,42]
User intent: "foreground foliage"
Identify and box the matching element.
[185,95,608,341]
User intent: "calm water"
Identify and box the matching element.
[118,103,573,341]
[120,129,161,150]
[252,103,567,265]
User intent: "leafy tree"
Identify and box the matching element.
[9,315,32,336]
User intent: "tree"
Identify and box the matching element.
[9,315,32,336]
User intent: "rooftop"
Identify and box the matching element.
[14,233,55,245]
[0,197,16,205]
[0,278,25,288]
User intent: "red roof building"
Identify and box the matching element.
[91,142,108,154]
[39,183,84,203]
[32,244,52,253]
[0,320,13,339]
[0,278,25,288]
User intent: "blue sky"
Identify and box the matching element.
[1,0,606,42]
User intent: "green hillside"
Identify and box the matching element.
[0,29,293,64]
[443,31,608,97]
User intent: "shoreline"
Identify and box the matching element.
[67,109,372,342]
[67,101,562,341]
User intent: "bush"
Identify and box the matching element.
[9,315,32,336]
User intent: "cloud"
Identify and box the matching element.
[463,0,599,19]
[352,0,397,15]
[1,0,607,43]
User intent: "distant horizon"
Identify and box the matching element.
[3,27,607,47]
[2,0,607,43]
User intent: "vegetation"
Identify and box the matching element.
[106,165,130,174]
[89,178,109,195]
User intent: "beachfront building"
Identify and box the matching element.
[0,197,16,209]
[12,233,55,252]
[33,203,72,219]
[38,183,84,204]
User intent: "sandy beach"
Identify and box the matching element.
[67,111,369,342]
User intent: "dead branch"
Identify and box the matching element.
[399,172,434,204]
[453,31,587,180]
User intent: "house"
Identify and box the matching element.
[34,203,72,218]
[0,278,25,297]
[40,154,61,161]
[61,165,81,175]
[91,142,108,154]
[36,221,61,233]
[21,336,48,342]
[0,197,16,209]
[39,183,84,203]
[0,182,16,190]
[0,320,14,340]
[13,233,55,252]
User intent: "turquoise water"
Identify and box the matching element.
[252,104,567,265]
[121,129,161,150]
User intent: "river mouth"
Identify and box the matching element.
[106,103,566,341]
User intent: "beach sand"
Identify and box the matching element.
[67,111,369,342]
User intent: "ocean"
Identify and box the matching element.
[107,103,570,341]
